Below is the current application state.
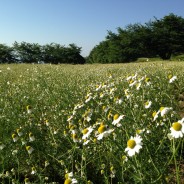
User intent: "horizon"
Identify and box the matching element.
[0,0,184,57]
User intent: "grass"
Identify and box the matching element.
[0,61,184,183]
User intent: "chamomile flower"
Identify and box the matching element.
[64,178,78,184]
[82,126,93,139]
[160,107,172,117]
[144,100,152,109]
[29,132,35,142]
[64,172,78,184]
[96,123,114,140]
[26,105,32,114]
[26,146,34,154]
[124,89,130,99]
[136,82,141,90]
[0,142,5,150]
[45,160,50,167]
[102,105,109,113]
[145,77,151,86]
[31,167,37,174]
[125,135,142,157]
[71,130,79,143]
[170,120,184,138]
[16,128,23,136]
[24,178,31,184]
[12,134,18,142]
[152,111,159,121]
[169,75,177,83]
[112,114,124,127]
[129,80,137,87]
[110,166,116,178]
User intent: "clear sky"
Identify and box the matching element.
[0,0,184,56]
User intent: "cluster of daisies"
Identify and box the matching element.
[65,72,181,161]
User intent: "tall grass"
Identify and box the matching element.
[0,62,184,183]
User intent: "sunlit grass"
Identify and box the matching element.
[0,62,184,183]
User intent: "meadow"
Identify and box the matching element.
[0,62,184,184]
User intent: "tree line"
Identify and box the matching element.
[0,42,85,64]
[87,13,184,63]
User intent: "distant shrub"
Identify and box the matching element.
[172,54,184,61]
[136,57,161,62]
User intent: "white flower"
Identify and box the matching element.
[152,111,160,121]
[112,114,124,127]
[24,178,31,184]
[136,82,141,90]
[31,167,36,175]
[96,124,114,140]
[125,135,142,157]
[71,130,79,143]
[12,134,18,142]
[64,178,78,184]
[160,107,172,117]
[29,133,35,142]
[12,149,18,155]
[0,142,5,150]
[26,105,32,114]
[126,76,132,81]
[144,101,152,109]
[169,76,177,83]
[129,80,137,87]
[82,126,94,139]
[153,107,172,121]
[64,172,78,184]
[170,120,184,138]
[16,128,23,136]
[26,146,34,154]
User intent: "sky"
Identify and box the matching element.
[0,0,184,57]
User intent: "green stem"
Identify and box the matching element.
[173,139,180,184]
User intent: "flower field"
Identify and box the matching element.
[0,62,184,183]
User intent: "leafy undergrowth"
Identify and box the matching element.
[0,62,184,183]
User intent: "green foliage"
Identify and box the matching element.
[151,14,184,60]
[172,54,184,61]
[0,44,16,63]
[88,13,184,63]
[0,42,85,64]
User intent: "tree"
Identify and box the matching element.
[0,44,16,63]
[88,13,184,63]
[13,42,42,63]
[151,13,184,59]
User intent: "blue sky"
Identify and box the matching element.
[0,0,184,56]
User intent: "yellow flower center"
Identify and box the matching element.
[129,80,134,84]
[82,128,88,134]
[168,74,172,79]
[12,134,17,138]
[29,133,33,137]
[64,178,72,184]
[127,139,136,149]
[26,146,31,151]
[160,107,165,112]
[172,122,182,131]
[110,166,114,171]
[152,111,157,117]
[98,125,106,133]
[145,101,149,106]
[145,77,150,82]
[113,114,119,120]
[72,134,77,139]
[26,105,30,110]
[24,178,30,182]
